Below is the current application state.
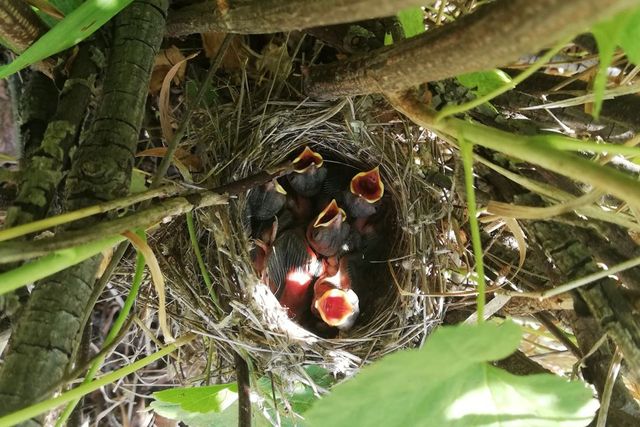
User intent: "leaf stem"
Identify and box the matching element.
[460,137,486,323]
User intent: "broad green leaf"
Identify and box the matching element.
[398,7,424,38]
[457,70,513,97]
[150,400,239,427]
[289,366,336,414]
[618,8,640,64]
[305,322,598,427]
[152,383,238,414]
[591,6,640,118]
[0,0,134,79]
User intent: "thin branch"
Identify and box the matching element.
[305,0,638,99]
[0,164,292,263]
[235,352,251,427]
[166,0,429,37]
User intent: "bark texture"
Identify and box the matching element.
[0,0,47,53]
[18,72,57,160]
[305,0,639,99]
[0,0,168,420]
[166,0,429,36]
[6,41,104,227]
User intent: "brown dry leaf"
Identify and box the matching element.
[158,51,199,143]
[136,146,202,172]
[25,0,64,20]
[122,230,174,343]
[503,217,527,268]
[201,32,246,70]
[149,46,190,95]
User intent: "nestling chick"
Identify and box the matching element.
[288,147,328,197]
[343,166,384,218]
[264,228,323,319]
[311,272,360,331]
[247,179,287,221]
[306,199,350,257]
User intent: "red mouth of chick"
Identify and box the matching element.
[313,199,346,228]
[293,147,323,173]
[350,167,384,203]
[315,289,353,325]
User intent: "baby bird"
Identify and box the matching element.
[311,272,360,331]
[306,199,350,257]
[247,179,287,221]
[343,166,384,218]
[264,228,323,320]
[288,147,328,197]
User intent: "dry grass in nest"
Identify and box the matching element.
[155,90,455,391]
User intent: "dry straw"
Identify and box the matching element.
[155,85,452,393]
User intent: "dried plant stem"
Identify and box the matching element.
[0,164,292,264]
[596,348,623,427]
[501,255,640,300]
[0,185,179,242]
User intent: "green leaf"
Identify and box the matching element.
[129,169,147,194]
[289,366,336,414]
[591,6,640,118]
[150,400,239,427]
[457,70,513,97]
[305,322,598,427]
[397,7,424,38]
[152,383,238,414]
[618,8,640,64]
[0,0,134,79]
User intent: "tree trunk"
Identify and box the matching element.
[0,0,168,420]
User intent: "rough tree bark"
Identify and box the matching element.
[0,0,47,54]
[0,0,168,420]
[166,0,429,37]
[305,0,639,99]
[18,73,58,160]
[6,40,105,227]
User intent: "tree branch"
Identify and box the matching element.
[166,0,428,37]
[305,0,638,99]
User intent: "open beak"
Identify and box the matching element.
[273,179,287,195]
[292,146,324,173]
[314,288,355,327]
[313,199,346,228]
[349,166,384,203]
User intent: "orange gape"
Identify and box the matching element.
[344,166,385,218]
[288,147,328,197]
[306,199,350,257]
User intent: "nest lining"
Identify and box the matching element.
[159,95,452,384]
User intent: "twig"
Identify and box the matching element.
[533,312,582,358]
[235,352,251,427]
[500,255,640,299]
[596,348,623,427]
[0,164,293,263]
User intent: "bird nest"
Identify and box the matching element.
[159,95,451,384]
